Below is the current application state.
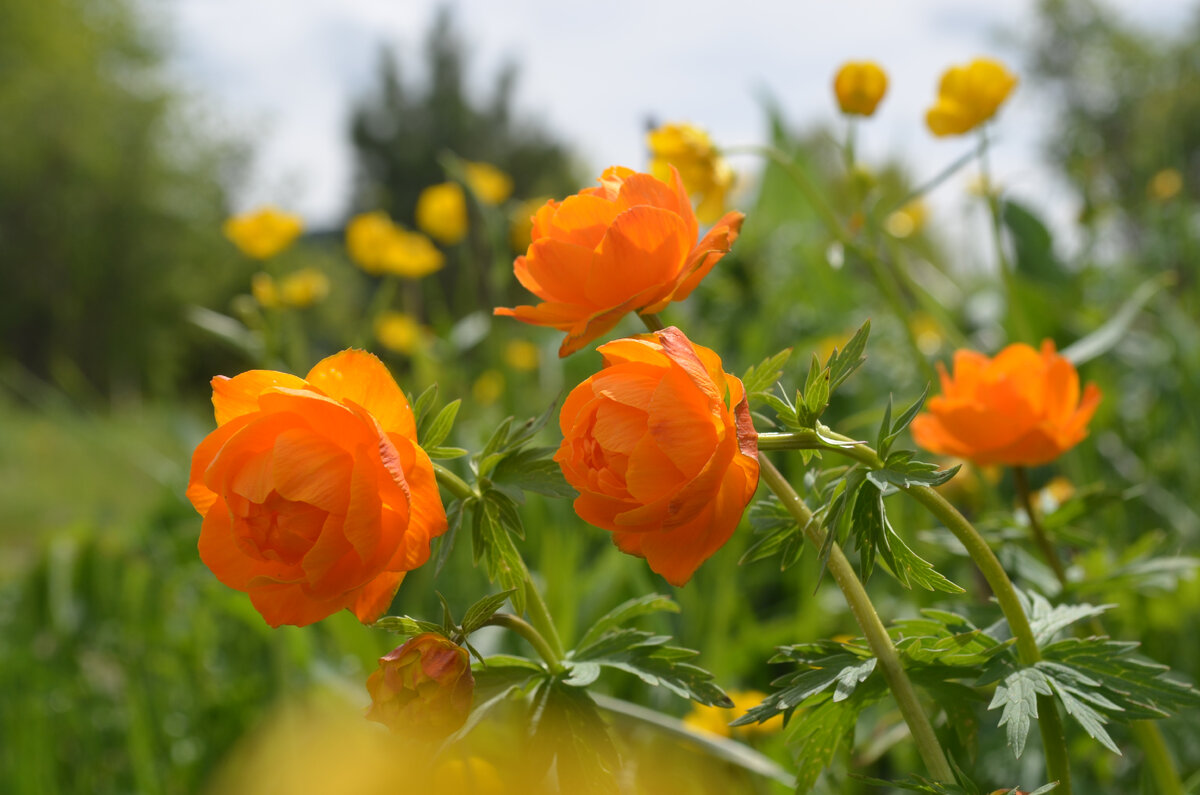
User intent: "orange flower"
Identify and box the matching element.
[911,341,1102,467]
[495,167,743,357]
[186,350,447,627]
[366,633,474,738]
[554,327,759,585]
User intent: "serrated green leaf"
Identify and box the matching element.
[989,668,1052,759]
[786,678,887,794]
[741,347,793,396]
[529,681,620,795]
[733,650,874,726]
[412,383,439,431]
[422,398,460,449]
[1040,637,1200,719]
[574,594,680,651]
[434,498,467,576]
[882,384,930,456]
[826,319,870,391]
[562,660,601,687]
[572,628,729,707]
[1040,664,1122,754]
[424,445,468,460]
[484,488,525,540]
[460,588,518,635]
[492,446,577,499]
[475,500,527,615]
[1019,590,1115,645]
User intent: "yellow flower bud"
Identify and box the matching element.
[416,182,468,245]
[223,206,304,260]
[833,61,889,117]
[250,272,279,308]
[926,58,1018,137]
[365,633,474,740]
[277,268,330,308]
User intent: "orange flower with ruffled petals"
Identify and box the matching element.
[555,327,759,585]
[186,350,447,627]
[495,167,744,357]
[911,341,1101,467]
[366,633,474,738]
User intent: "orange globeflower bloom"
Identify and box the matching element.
[911,341,1102,467]
[366,633,474,738]
[833,61,889,117]
[555,327,759,585]
[186,350,447,628]
[495,166,743,357]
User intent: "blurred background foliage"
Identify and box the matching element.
[2,0,1199,792]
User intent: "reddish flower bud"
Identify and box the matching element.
[365,633,474,738]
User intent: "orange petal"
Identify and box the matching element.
[349,571,406,623]
[212,370,309,426]
[305,350,416,439]
[247,582,346,628]
[588,206,689,308]
[517,238,596,305]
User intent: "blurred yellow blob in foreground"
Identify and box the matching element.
[647,122,735,224]
[885,201,927,239]
[464,161,514,205]
[683,690,783,738]
[417,182,469,245]
[224,206,304,260]
[374,311,423,355]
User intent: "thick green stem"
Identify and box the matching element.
[483,613,565,674]
[758,454,955,784]
[1013,467,1069,587]
[1131,720,1185,795]
[759,429,1073,792]
[433,463,477,501]
[640,312,666,332]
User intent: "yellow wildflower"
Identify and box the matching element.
[926,58,1018,137]
[503,339,540,372]
[416,182,468,245]
[380,228,444,279]
[885,200,927,239]
[374,311,423,355]
[464,161,514,205]
[683,690,783,739]
[1148,168,1183,202]
[472,370,505,407]
[346,211,445,279]
[278,268,330,308]
[250,272,279,308]
[509,196,549,253]
[647,122,735,224]
[346,211,397,274]
[833,61,889,117]
[223,206,304,260]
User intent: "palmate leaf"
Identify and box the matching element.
[460,588,518,635]
[785,679,887,794]
[1017,589,1114,645]
[528,680,620,795]
[988,667,1052,759]
[569,627,730,707]
[739,496,807,569]
[741,347,793,397]
[1039,637,1200,719]
[490,446,576,500]
[732,645,875,727]
[574,593,680,650]
[1037,662,1122,754]
[471,493,527,614]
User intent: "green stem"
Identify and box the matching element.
[1131,720,1185,795]
[639,312,666,332]
[483,613,565,674]
[758,454,955,784]
[1013,467,1069,587]
[758,429,1073,792]
[887,139,987,214]
[433,463,477,501]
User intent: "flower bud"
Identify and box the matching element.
[366,633,474,738]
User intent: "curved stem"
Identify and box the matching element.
[1013,467,1069,587]
[483,613,565,674]
[759,429,1073,792]
[433,463,477,501]
[640,312,666,332]
[758,454,955,784]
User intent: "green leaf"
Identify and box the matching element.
[1019,590,1114,645]
[741,347,793,396]
[460,588,518,635]
[574,594,680,651]
[1002,199,1067,284]
[473,498,527,615]
[881,384,930,456]
[786,679,887,794]
[423,397,461,449]
[739,497,806,567]
[528,680,620,795]
[571,628,730,707]
[733,648,874,727]
[1037,662,1122,754]
[799,356,831,426]
[434,498,467,576]
[371,615,444,638]
[1040,637,1200,719]
[411,383,439,431]
[826,319,871,391]
[424,445,468,460]
[491,446,577,499]
[988,667,1052,759]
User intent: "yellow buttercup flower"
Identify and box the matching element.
[1148,168,1183,202]
[464,161,514,205]
[647,122,735,224]
[683,690,783,739]
[224,206,304,260]
[833,61,889,117]
[374,311,423,355]
[885,200,927,239]
[278,268,330,308]
[346,211,444,279]
[416,182,468,245]
[926,58,1018,137]
[503,339,540,372]
[250,272,279,309]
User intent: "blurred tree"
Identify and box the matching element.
[1028,0,1200,253]
[348,8,579,228]
[0,0,243,401]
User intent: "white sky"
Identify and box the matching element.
[164,0,1191,234]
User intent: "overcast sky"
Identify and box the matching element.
[165,0,1191,233]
